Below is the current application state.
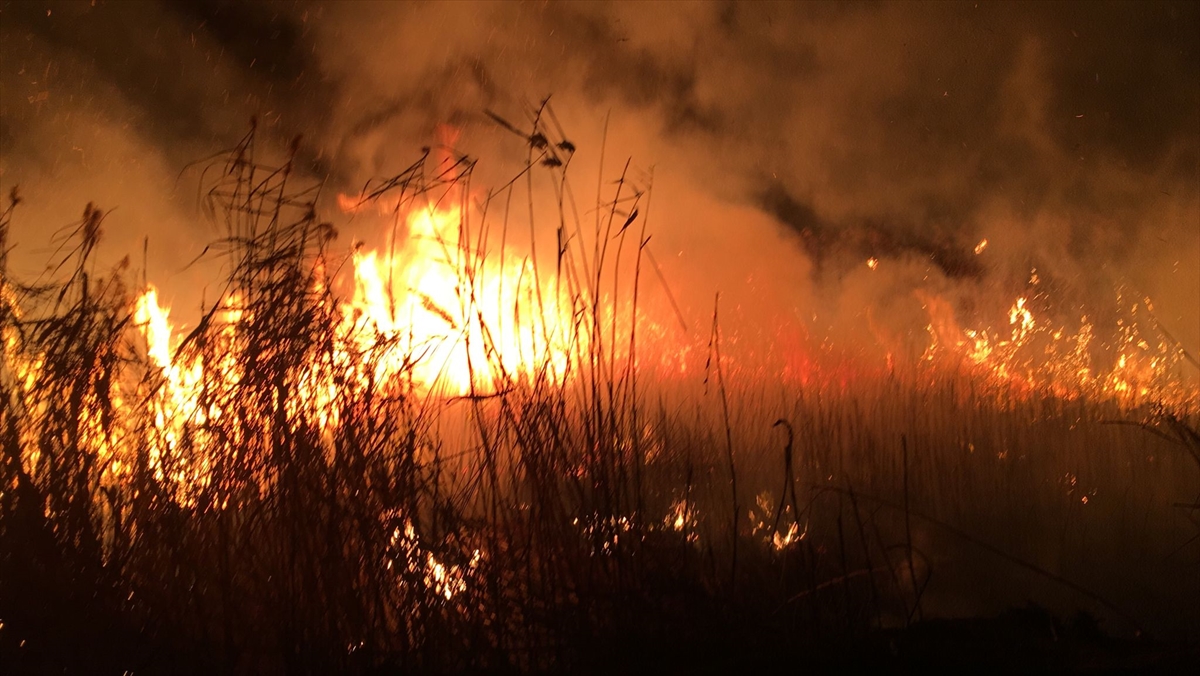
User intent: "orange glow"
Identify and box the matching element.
[341,201,575,395]
[32,172,1185,521]
[132,194,585,428]
[922,286,1195,411]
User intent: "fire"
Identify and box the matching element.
[923,285,1196,411]
[111,143,691,515]
[974,238,988,255]
[387,516,481,601]
[50,209,1200,515]
[16,126,1188,532]
[134,285,229,501]
[135,287,173,369]
[342,201,575,394]
[132,196,579,427]
[11,119,1193,668]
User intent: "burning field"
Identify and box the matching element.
[1,1,1198,673]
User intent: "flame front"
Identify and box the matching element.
[924,287,1195,411]
[344,202,574,395]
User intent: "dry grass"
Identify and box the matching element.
[0,122,1196,674]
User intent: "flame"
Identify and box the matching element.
[134,286,223,501]
[387,516,481,601]
[18,126,1194,647]
[342,201,575,394]
[14,139,1188,558]
[123,188,641,504]
[922,285,1196,411]
[133,193,583,418]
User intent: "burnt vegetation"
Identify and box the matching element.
[0,118,1198,675]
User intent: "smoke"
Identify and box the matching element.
[2,0,1197,357]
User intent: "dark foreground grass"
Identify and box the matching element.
[1,124,1197,674]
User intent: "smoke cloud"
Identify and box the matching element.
[2,0,1196,357]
